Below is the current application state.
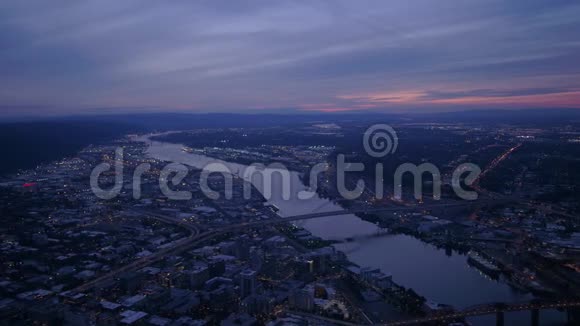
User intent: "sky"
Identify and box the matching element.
[1,0,580,117]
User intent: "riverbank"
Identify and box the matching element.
[135,133,567,325]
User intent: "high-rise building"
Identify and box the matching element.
[249,247,264,272]
[239,269,257,298]
[289,289,314,312]
[240,294,274,316]
[184,265,210,289]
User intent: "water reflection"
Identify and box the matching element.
[140,136,566,325]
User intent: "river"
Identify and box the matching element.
[138,135,566,325]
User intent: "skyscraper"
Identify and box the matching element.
[239,269,257,298]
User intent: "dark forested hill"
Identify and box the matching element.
[0,121,137,176]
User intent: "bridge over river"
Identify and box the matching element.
[384,300,580,326]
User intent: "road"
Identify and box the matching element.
[473,143,522,189]
[68,201,580,326]
[70,211,204,293]
[70,199,503,293]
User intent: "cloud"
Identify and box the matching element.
[0,0,580,115]
[337,87,580,110]
[424,88,576,100]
